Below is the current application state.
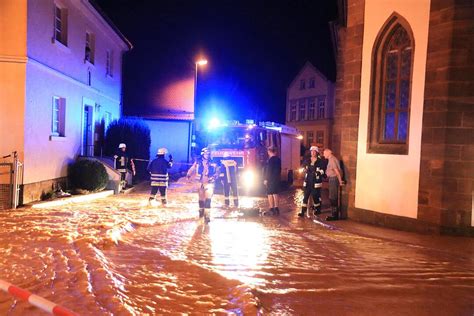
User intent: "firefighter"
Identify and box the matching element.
[186,147,217,223]
[219,152,239,208]
[114,143,135,190]
[147,148,173,205]
[298,146,325,217]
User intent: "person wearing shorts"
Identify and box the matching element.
[263,146,281,215]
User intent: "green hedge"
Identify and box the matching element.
[68,159,108,191]
[104,117,151,180]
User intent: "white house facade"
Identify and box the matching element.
[285,61,335,150]
[0,0,131,203]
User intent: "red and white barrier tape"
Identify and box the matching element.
[0,279,78,316]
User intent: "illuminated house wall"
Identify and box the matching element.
[0,1,27,163]
[0,0,131,203]
[152,77,194,118]
[285,61,335,150]
[333,0,473,234]
[355,0,431,219]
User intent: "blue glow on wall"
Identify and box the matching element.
[144,119,191,173]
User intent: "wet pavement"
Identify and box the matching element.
[0,179,473,315]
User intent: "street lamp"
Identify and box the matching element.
[196,59,208,66]
[190,58,208,161]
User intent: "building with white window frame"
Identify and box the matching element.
[0,0,132,203]
[285,61,335,151]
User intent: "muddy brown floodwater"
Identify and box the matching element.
[0,179,473,315]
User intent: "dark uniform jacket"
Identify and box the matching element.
[147,156,173,187]
[302,157,325,189]
[219,159,238,184]
[115,150,131,172]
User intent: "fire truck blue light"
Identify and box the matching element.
[208,117,222,130]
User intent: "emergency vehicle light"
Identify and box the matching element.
[208,117,222,129]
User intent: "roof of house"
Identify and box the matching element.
[88,0,133,50]
[287,61,332,90]
[141,110,194,121]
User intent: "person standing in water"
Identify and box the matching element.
[298,146,325,217]
[147,148,173,206]
[323,148,344,221]
[263,146,281,215]
[187,148,217,223]
[218,152,239,208]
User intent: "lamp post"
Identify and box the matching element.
[194,59,208,118]
[189,59,208,162]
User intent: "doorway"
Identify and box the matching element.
[82,99,95,156]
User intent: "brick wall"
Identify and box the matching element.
[332,0,365,218]
[418,0,474,234]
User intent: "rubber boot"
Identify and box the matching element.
[224,198,230,208]
[326,200,339,221]
[161,198,167,206]
[313,205,321,216]
[198,200,205,218]
[274,207,280,215]
[204,199,211,222]
[234,199,239,208]
[298,206,307,217]
[263,208,274,216]
[204,208,211,223]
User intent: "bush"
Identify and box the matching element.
[104,117,151,181]
[40,190,55,201]
[68,159,108,191]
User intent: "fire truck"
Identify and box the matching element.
[200,120,301,191]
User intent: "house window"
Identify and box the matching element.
[54,5,68,46]
[106,50,114,77]
[318,99,325,119]
[85,32,95,64]
[307,131,314,147]
[368,15,413,155]
[88,69,91,86]
[52,97,66,137]
[300,79,306,90]
[316,131,324,146]
[298,99,306,121]
[289,101,297,121]
[308,98,316,120]
[309,77,315,88]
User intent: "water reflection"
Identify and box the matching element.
[0,182,473,315]
[209,221,270,286]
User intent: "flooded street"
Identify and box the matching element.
[0,180,473,315]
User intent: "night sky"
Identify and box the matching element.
[95,0,338,123]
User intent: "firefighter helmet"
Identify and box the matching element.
[310,146,319,152]
[118,143,126,149]
[201,147,210,156]
[157,148,167,155]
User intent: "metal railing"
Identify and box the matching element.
[0,152,23,210]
